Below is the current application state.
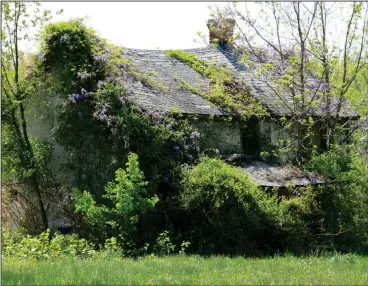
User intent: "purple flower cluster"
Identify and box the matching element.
[305,109,312,116]
[117,62,126,69]
[68,93,85,104]
[321,104,329,111]
[102,103,110,113]
[320,82,328,92]
[284,50,295,58]
[187,154,195,162]
[93,103,111,122]
[67,88,89,104]
[93,53,109,63]
[106,75,115,83]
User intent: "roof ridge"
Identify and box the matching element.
[122,46,216,53]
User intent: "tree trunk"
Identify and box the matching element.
[32,174,49,231]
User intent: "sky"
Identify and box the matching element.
[27,2,228,51]
[20,2,355,54]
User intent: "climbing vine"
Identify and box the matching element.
[39,19,167,98]
[35,20,202,245]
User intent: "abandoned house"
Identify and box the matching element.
[26,19,359,192]
[14,18,360,231]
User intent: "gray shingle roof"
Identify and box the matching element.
[240,161,326,187]
[123,48,226,115]
[123,47,358,118]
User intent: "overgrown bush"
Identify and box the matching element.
[179,157,285,255]
[71,153,158,247]
[305,144,368,253]
[2,228,95,260]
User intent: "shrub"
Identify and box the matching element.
[71,153,158,245]
[2,228,95,260]
[180,157,283,255]
[305,144,368,253]
[153,231,176,256]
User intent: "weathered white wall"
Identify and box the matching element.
[197,119,243,154]
[259,119,293,163]
[24,93,71,230]
[26,93,69,182]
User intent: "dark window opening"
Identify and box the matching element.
[241,117,260,158]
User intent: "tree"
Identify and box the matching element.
[205,2,368,249]
[1,2,59,232]
[207,2,368,163]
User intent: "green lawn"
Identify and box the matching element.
[2,254,368,285]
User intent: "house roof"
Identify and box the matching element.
[123,48,227,115]
[122,46,358,118]
[239,161,326,187]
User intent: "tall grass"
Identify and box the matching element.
[2,254,368,285]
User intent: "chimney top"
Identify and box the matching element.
[207,18,235,47]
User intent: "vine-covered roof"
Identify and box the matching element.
[123,46,358,118]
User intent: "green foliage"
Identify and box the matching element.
[305,144,368,252]
[165,50,267,119]
[103,153,158,222]
[154,231,176,256]
[2,127,53,182]
[177,78,204,97]
[39,18,167,97]
[276,185,332,253]
[180,157,283,255]
[71,153,158,243]
[306,145,351,178]
[1,1,59,232]
[39,19,107,95]
[36,21,201,250]
[13,16,365,257]
[2,228,95,260]
[179,241,191,255]
[2,125,60,233]
[37,20,200,202]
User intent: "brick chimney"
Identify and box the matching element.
[207,18,235,47]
